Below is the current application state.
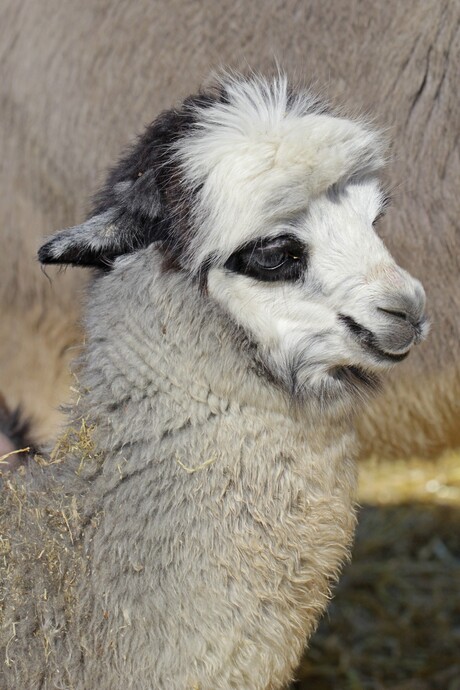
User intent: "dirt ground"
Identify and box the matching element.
[294,451,460,690]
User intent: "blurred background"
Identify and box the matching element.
[1,1,459,687]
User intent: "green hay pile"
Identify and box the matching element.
[293,451,460,690]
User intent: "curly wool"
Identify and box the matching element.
[0,249,357,690]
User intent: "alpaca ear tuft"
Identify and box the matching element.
[38,210,132,268]
[38,173,168,268]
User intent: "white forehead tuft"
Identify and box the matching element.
[174,73,386,273]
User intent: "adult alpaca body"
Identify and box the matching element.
[0,75,427,689]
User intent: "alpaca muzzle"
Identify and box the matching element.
[339,274,428,364]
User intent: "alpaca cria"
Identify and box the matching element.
[0,74,427,690]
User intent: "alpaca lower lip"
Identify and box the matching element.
[339,314,411,363]
[362,340,410,363]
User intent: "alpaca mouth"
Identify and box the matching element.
[339,314,411,364]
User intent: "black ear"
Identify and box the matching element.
[39,210,126,268]
[38,170,167,268]
[39,97,207,269]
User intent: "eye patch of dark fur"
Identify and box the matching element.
[224,235,307,282]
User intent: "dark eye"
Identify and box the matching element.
[224,235,306,282]
[252,247,290,270]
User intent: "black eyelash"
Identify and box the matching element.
[224,234,308,282]
[381,193,392,209]
[372,211,385,227]
[373,194,392,227]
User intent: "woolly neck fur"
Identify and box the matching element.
[1,247,357,689]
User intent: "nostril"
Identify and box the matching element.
[376,273,426,327]
[377,307,408,321]
[377,293,426,326]
[377,306,428,342]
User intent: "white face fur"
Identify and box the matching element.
[206,179,427,399]
[174,76,427,399]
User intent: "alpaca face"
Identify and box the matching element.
[206,178,427,398]
[172,77,427,398]
[39,74,427,399]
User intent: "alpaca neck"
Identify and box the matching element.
[75,247,354,470]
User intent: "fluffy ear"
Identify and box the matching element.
[39,210,123,267]
[38,94,208,269]
[39,171,167,268]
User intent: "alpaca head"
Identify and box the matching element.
[39,73,428,402]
